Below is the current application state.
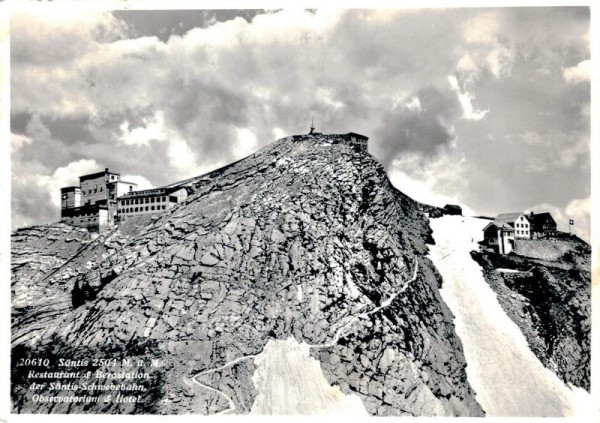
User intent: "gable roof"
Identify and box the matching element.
[496,212,528,224]
[483,221,515,231]
[529,212,555,225]
[80,168,120,182]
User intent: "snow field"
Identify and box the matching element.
[428,215,593,417]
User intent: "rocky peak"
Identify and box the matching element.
[11,133,483,416]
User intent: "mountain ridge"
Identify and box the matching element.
[11,132,588,416]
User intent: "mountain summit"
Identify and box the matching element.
[12,133,483,415]
[11,133,589,416]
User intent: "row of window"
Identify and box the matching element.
[121,205,167,214]
[66,217,96,223]
[516,223,529,228]
[120,196,167,206]
[82,187,104,195]
[517,230,529,235]
[62,211,96,217]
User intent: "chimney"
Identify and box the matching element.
[105,167,109,173]
[530,211,534,218]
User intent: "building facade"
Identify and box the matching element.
[529,212,557,238]
[60,186,82,209]
[60,168,137,232]
[117,187,188,222]
[61,203,111,231]
[483,210,557,254]
[305,132,369,152]
[483,221,515,254]
[344,132,369,152]
[496,212,531,239]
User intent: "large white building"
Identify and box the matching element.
[495,212,531,239]
[482,211,557,254]
[60,167,192,231]
[117,186,188,222]
[482,211,531,255]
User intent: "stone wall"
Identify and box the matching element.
[514,239,577,261]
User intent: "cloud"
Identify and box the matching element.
[11,133,32,154]
[24,113,51,141]
[121,174,153,190]
[10,8,590,230]
[448,75,489,120]
[387,150,475,214]
[528,197,590,242]
[113,10,268,42]
[11,157,101,229]
[563,60,590,83]
[374,85,462,167]
[456,11,516,82]
[233,128,259,158]
[272,127,287,140]
[405,97,422,112]
[11,11,126,117]
[461,11,500,44]
[508,130,589,172]
[119,112,166,146]
[11,10,125,66]
[37,159,100,208]
[167,137,199,178]
[565,197,591,241]
[118,110,200,178]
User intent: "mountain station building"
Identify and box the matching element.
[60,168,137,232]
[482,211,558,254]
[60,168,189,232]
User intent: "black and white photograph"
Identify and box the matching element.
[2,2,597,419]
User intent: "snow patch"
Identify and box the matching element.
[428,215,593,417]
[250,337,368,415]
[344,276,362,299]
[496,268,525,273]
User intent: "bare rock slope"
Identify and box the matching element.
[471,238,591,392]
[11,134,483,416]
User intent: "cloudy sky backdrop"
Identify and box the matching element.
[10,7,591,240]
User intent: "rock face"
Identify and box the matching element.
[11,134,483,415]
[471,239,591,392]
[12,224,93,346]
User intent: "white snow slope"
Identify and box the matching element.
[428,215,593,417]
[250,337,367,415]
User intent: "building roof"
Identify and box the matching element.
[111,180,138,186]
[79,168,120,182]
[60,186,81,192]
[346,132,369,140]
[117,185,187,200]
[529,212,556,226]
[495,212,528,224]
[484,221,515,231]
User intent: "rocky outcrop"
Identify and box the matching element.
[11,134,483,415]
[11,224,93,346]
[471,240,590,391]
[11,216,157,346]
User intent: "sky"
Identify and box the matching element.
[10,7,591,240]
